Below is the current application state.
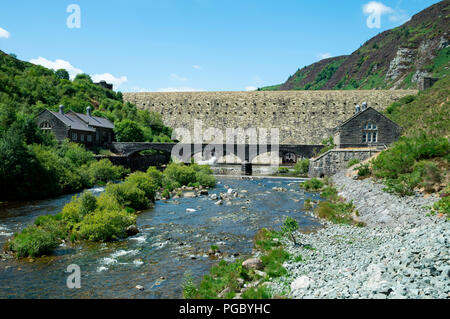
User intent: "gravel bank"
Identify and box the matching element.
[268,170,449,299]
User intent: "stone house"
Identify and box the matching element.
[36,105,114,147]
[333,103,402,149]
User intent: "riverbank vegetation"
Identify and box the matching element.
[182,218,298,299]
[301,178,363,226]
[6,163,216,258]
[0,51,174,201]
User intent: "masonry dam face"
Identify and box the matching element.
[123,90,416,145]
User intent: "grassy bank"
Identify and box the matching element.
[182,218,303,299]
[5,163,216,258]
[300,178,364,226]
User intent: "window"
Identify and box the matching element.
[72,132,77,141]
[80,134,84,142]
[40,121,52,129]
[87,135,92,143]
[363,123,378,143]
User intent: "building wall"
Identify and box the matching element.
[336,108,402,148]
[123,90,416,144]
[309,148,380,177]
[36,110,69,141]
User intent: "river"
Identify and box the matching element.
[0,177,322,298]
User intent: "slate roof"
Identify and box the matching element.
[334,107,402,132]
[68,111,115,129]
[48,110,96,132]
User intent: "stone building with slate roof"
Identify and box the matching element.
[333,102,402,149]
[36,105,114,146]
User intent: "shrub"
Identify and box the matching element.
[293,159,310,176]
[357,163,371,177]
[432,195,449,218]
[300,178,324,191]
[241,286,272,299]
[105,182,150,211]
[278,167,289,174]
[281,217,299,245]
[195,172,216,188]
[163,163,197,186]
[315,201,355,225]
[161,189,171,199]
[80,191,97,216]
[75,209,136,242]
[254,228,281,252]
[146,167,163,187]
[261,248,290,278]
[127,171,159,201]
[88,159,129,183]
[9,226,61,258]
[182,272,198,299]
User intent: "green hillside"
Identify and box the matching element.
[262,0,449,91]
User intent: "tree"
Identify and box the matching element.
[281,217,299,245]
[114,119,145,142]
[55,69,70,80]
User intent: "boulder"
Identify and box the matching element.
[183,192,196,198]
[242,258,264,270]
[210,194,219,200]
[291,276,313,290]
[126,225,140,236]
[186,208,197,213]
[200,190,209,196]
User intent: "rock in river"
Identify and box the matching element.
[242,258,264,270]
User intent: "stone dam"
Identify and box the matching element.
[123,90,417,144]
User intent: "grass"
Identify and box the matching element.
[346,159,360,168]
[300,178,324,192]
[186,218,300,299]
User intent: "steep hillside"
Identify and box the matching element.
[263,0,449,90]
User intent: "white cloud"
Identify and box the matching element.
[157,87,203,92]
[245,86,258,91]
[170,73,188,81]
[192,65,202,70]
[29,57,83,79]
[0,27,10,39]
[363,1,394,29]
[92,73,128,88]
[318,53,332,60]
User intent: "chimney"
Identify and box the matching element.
[355,104,360,114]
[361,102,367,111]
[87,106,92,117]
[59,105,64,115]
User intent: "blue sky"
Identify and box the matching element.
[0,0,442,92]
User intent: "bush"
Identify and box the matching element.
[75,209,136,242]
[281,217,299,245]
[278,167,289,174]
[300,178,324,191]
[195,172,216,188]
[357,163,371,177]
[105,181,150,211]
[261,248,290,278]
[293,159,309,176]
[163,163,197,186]
[146,167,163,187]
[315,201,355,225]
[127,171,159,201]
[88,159,129,183]
[9,226,61,258]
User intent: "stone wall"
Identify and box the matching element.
[308,148,380,178]
[124,90,417,144]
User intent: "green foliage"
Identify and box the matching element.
[182,272,199,299]
[356,163,371,178]
[254,228,282,252]
[9,226,61,258]
[300,178,324,192]
[278,167,289,174]
[126,171,158,201]
[241,286,272,299]
[105,182,150,211]
[114,119,145,142]
[162,163,216,189]
[88,159,129,183]
[293,159,310,176]
[315,201,355,225]
[317,137,335,156]
[281,217,299,245]
[432,195,449,218]
[372,135,449,196]
[146,167,163,187]
[75,208,135,242]
[261,248,290,278]
[347,158,360,168]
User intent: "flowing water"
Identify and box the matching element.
[0,177,322,299]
